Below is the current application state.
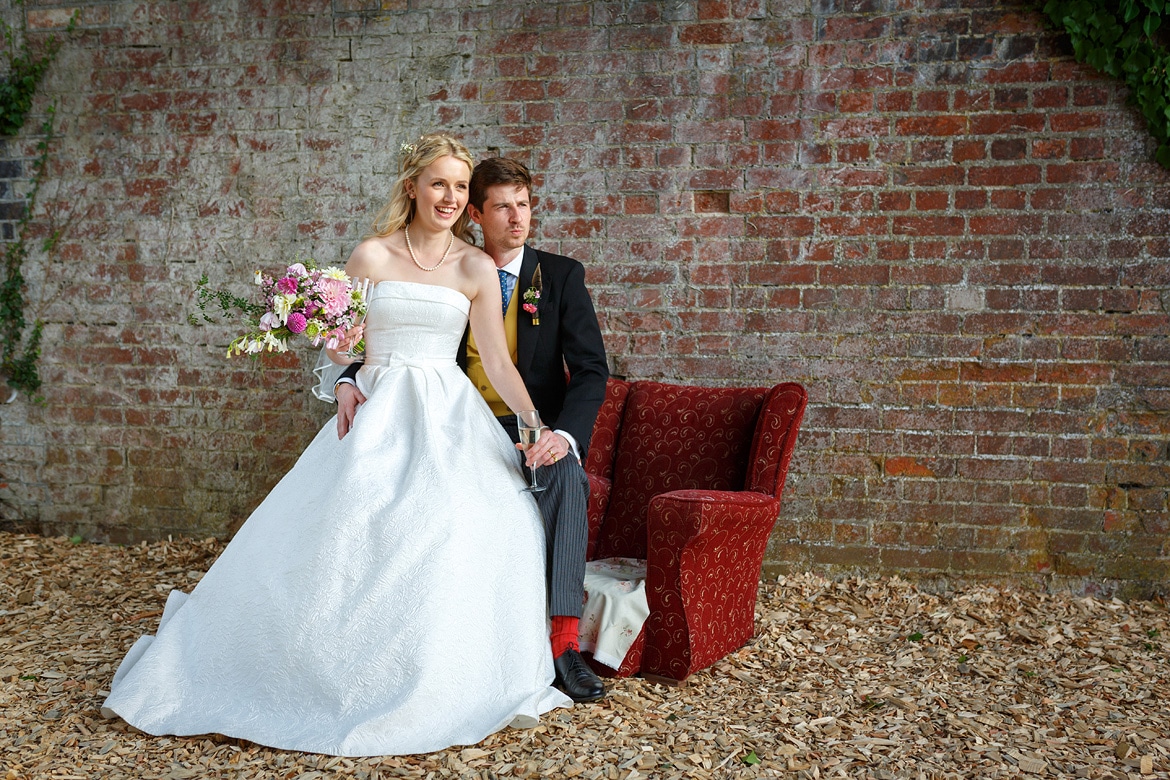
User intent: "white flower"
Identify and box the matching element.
[263,332,286,352]
[258,311,280,331]
[272,294,294,322]
[245,338,264,354]
[320,267,348,281]
[253,270,264,285]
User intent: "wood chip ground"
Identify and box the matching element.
[1,532,1167,779]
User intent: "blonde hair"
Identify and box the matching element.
[369,133,476,244]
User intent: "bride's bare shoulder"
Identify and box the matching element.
[447,240,496,300]
[345,237,393,277]
[451,240,494,274]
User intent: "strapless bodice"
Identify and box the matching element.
[361,281,470,367]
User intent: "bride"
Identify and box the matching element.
[101,134,573,756]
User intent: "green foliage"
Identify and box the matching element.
[0,1,73,136]
[0,5,75,400]
[1043,0,1170,167]
[0,109,55,400]
[188,273,267,328]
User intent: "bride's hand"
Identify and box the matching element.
[338,323,365,352]
[325,324,365,364]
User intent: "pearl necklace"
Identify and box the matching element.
[404,225,454,272]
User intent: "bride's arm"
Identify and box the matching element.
[465,255,539,416]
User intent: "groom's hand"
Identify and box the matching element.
[518,430,570,469]
[336,383,367,440]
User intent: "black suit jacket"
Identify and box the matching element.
[341,245,609,457]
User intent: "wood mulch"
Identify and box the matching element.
[1,531,1167,779]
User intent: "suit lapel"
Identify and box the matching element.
[516,246,538,376]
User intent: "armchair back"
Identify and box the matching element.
[594,381,794,560]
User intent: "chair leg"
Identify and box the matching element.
[639,672,686,688]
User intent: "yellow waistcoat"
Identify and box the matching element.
[466,290,519,417]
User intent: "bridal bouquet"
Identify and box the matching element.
[191,261,367,358]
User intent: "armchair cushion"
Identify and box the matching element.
[595,381,769,560]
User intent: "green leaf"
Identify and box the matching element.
[742,751,761,765]
[1044,0,1170,169]
[1157,142,1170,167]
[908,631,924,642]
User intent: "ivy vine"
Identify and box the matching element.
[1043,0,1170,168]
[0,110,56,400]
[0,1,74,401]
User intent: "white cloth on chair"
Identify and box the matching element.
[579,557,650,671]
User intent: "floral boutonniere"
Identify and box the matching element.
[523,264,542,325]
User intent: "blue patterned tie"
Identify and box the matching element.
[497,269,513,315]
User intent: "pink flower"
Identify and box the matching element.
[276,276,298,295]
[258,311,280,331]
[523,303,538,314]
[285,312,308,333]
[286,262,308,276]
[318,277,350,318]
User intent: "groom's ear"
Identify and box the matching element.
[466,203,484,225]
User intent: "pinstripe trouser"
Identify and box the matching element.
[497,415,589,619]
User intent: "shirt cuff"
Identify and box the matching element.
[335,377,356,388]
[555,429,581,461]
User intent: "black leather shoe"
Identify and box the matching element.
[553,648,605,702]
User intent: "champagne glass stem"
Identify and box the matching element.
[516,411,547,493]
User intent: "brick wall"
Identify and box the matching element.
[0,142,24,242]
[0,0,1166,594]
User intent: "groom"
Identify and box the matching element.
[334,157,609,703]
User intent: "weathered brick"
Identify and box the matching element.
[0,0,1161,592]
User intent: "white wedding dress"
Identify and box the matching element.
[102,281,572,756]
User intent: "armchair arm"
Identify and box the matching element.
[641,489,780,682]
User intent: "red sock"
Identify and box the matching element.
[550,615,580,658]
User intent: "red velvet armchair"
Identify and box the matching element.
[581,378,807,683]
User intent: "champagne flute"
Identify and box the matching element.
[342,276,371,358]
[516,409,547,493]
